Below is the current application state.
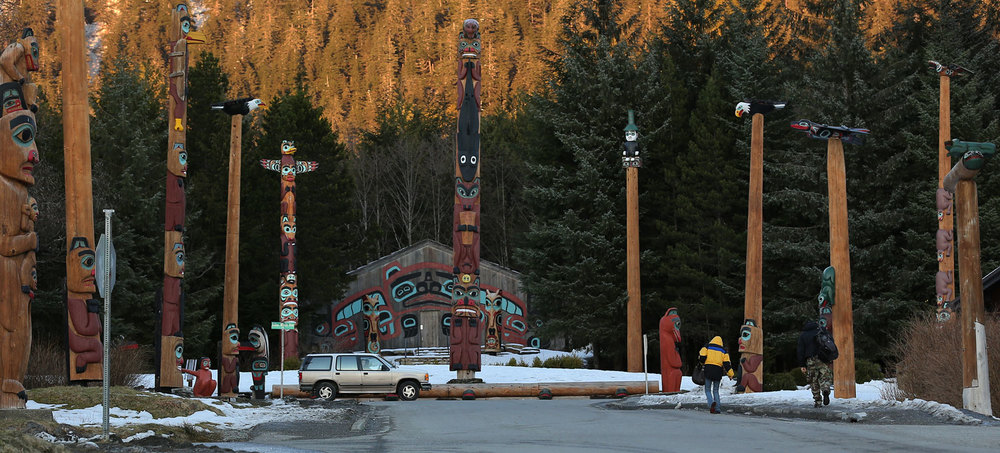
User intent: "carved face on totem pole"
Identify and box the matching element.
[168,142,187,176]
[19,28,39,72]
[66,237,97,294]
[164,230,185,277]
[223,322,240,355]
[664,307,681,343]
[737,319,762,354]
[199,357,211,370]
[1,109,39,185]
[452,273,482,318]
[281,214,296,240]
[248,325,269,358]
[459,19,481,58]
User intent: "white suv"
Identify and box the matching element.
[298,353,431,401]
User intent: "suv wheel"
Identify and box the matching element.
[397,381,419,401]
[315,382,338,401]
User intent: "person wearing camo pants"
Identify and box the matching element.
[797,320,833,408]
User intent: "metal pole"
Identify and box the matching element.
[280,330,285,399]
[101,209,114,441]
[642,334,648,394]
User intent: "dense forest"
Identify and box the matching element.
[5,0,1000,374]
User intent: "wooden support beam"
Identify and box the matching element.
[626,166,641,372]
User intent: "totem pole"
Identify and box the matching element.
[483,289,502,354]
[818,266,835,331]
[247,325,269,399]
[60,0,102,383]
[734,99,785,393]
[736,319,763,393]
[658,308,681,393]
[929,60,970,322]
[261,140,317,362]
[791,119,868,398]
[0,65,38,409]
[0,28,39,113]
[362,294,381,354]
[213,96,262,396]
[623,110,642,373]
[942,139,994,416]
[451,18,483,380]
[156,3,205,392]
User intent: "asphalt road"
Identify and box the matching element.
[209,398,1000,453]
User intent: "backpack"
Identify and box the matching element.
[815,327,839,362]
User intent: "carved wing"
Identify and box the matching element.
[296,161,319,174]
[260,159,281,172]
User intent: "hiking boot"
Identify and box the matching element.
[814,400,822,408]
[710,402,717,413]
[823,390,830,406]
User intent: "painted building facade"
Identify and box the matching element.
[304,240,537,353]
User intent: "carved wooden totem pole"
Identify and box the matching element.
[261,140,317,363]
[0,28,39,113]
[734,99,785,393]
[247,325,269,399]
[483,289,502,354]
[362,294,382,354]
[451,19,483,380]
[942,139,994,416]
[59,0,103,384]
[622,110,642,373]
[791,119,867,398]
[156,3,205,392]
[929,61,970,322]
[0,35,39,408]
[658,308,681,393]
[818,266,835,331]
[181,357,216,397]
[211,96,262,397]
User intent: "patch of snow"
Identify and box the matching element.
[122,430,156,443]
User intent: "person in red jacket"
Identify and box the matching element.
[698,336,735,414]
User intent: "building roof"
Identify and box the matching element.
[346,239,521,277]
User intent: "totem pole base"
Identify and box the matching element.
[448,372,483,384]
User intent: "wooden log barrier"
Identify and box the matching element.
[271,381,659,399]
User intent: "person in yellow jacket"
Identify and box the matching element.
[698,336,735,414]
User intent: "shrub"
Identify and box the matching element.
[506,358,519,366]
[109,337,152,387]
[25,336,67,389]
[855,358,884,384]
[893,313,1000,416]
[789,367,806,386]
[540,355,585,369]
[531,357,543,367]
[763,372,797,391]
[283,356,301,371]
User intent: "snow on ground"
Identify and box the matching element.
[25,348,990,433]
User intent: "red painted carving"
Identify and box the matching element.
[182,357,217,397]
[659,308,682,392]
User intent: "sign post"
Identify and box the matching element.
[642,334,648,394]
[272,321,295,398]
[96,209,116,441]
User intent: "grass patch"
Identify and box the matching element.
[0,429,70,453]
[29,386,224,418]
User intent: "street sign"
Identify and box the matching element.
[271,321,295,330]
[95,233,117,298]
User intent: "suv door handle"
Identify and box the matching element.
[363,372,369,375]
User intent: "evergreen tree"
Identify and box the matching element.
[241,83,364,353]
[88,55,167,347]
[514,0,668,368]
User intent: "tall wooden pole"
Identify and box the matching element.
[827,138,856,398]
[744,113,763,326]
[623,110,642,373]
[60,0,102,382]
[942,139,993,416]
[936,72,956,319]
[626,165,641,372]
[219,114,242,396]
